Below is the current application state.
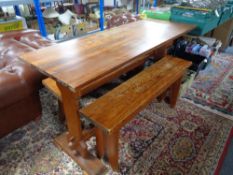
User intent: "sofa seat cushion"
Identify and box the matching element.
[0,54,43,109]
[19,33,55,49]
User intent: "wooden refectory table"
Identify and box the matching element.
[19,19,195,175]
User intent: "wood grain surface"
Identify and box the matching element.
[20,20,195,92]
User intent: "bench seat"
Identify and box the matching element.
[80,56,191,133]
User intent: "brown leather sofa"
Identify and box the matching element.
[0,30,54,138]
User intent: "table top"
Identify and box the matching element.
[20,19,195,92]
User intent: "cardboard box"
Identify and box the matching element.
[212,18,233,50]
[0,16,27,32]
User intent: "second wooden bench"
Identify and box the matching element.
[80,55,191,171]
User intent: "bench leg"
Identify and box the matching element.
[169,77,182,108]
[157,90,168,102]
[105,130,120,172]
[95,128,105,159]
[96,129,119,172]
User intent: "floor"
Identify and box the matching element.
[225,46,233,54]
[219,47,233,175]
[220,134,233,175]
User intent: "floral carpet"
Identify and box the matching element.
[183,53,233,116]
[0,88,233,175]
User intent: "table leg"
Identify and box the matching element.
[169,77,182,108]
[56,83,107,175]
[57,83,88,157]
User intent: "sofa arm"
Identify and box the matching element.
[0,58,43,109]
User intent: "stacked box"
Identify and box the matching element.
[227,0,233,17]
[170,6,220,35]
[0,16,27,32]
[219,3,233,24]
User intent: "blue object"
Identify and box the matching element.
[99,0,104,31]
[44,2,52,8]
[33,0,47,37]
[14,5,21,16]
[114,0,117,7]
[136,0,139,14]
[74,0,79,4]
[191,44,201,54]
[220,135,233,175]
[153,0,157,7]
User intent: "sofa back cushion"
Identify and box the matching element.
[0,29,39,40]
[19,32,55,49]
[0,39,35,57]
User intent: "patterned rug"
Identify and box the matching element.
[0,89,232,175]
[183,53,233,117]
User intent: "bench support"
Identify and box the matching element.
[96,128,120,172]
[96,128,105,159]
[157,77,182,107]
[169,77,182,108]
[104,130,119,172]
[157,90,168,102]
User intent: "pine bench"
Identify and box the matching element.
[80,55,191,171]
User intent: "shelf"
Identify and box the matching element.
[0,0,63,6]
[0,0,140,39]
